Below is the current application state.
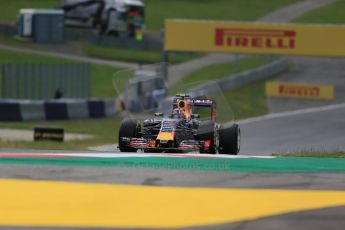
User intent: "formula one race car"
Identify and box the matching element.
[118,94,240,154]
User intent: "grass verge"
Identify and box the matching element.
[0,0,58,22]
[0,116,122,150]
[219,75,274,120]
[83,43,198,64]
[273,152,345,158]
[0,34,198,65]
[293,0,345,24]
[0,35,37,49]
[145,0,299,31]
[169,57,270,95]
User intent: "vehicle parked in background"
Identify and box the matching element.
[61,0,144,38]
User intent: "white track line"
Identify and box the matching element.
[237,102,345,125]
[0,152,275,159]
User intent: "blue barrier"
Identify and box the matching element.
[0,99,116,121]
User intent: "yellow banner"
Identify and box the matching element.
[165,20,345,56]
[265,81,334,100]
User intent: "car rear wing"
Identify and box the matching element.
[172,97,216,108]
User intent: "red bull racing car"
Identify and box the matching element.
[118,94,240,154]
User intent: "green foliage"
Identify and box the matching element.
[294,0,345,24]
[0,116,122,150]
[145,0,299,31]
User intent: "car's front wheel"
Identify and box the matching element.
[118,119,140,152]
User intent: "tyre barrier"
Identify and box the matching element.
[0,99,116,121]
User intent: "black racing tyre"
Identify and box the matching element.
[219,124,240,155]
[118,119,139,152]
[198,120,216,154]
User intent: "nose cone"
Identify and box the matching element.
[157,132,174,141]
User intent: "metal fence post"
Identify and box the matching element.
[15,64,20,99]
[1,64,7,98]
[160,28,169,82]
[86,64,91,98]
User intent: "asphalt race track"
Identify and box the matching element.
[239,103,345,155]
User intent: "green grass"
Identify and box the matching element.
[220,76,274,120]
[0,35,36,49]
[169,57,270,96]
[0,0,58,22]
[0,34,196,65]
[0,0,298,31]
[145,0,299,31]
[83,43,197,64]
[0,48,69,64]
[293,0,345,24]
[0,49,123,98]
[0,116,122,150]
[273,152,345,158]
[218,61,290,120]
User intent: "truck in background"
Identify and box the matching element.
[60,0,144,39]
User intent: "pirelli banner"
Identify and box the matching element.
[165,19,345,57]
[266,82,334,100]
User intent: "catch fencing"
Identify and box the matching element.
[1,63,91,99]
[0,23,17,35]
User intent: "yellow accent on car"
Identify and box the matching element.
[157,132,174,141]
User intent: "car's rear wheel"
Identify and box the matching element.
[219,124,240,155]
[198,121,216,154]
[118,119,140,152]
